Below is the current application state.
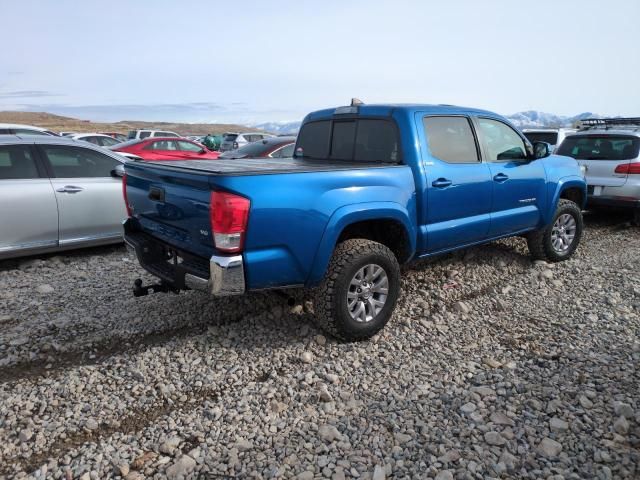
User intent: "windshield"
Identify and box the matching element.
[524,131,558,145]
[223,134,238,141]
[229,140,273,157]
[109,139,143,150]
[557,136,640,160]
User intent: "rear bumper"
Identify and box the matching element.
[123,219,245,296]
[587,195,640,209]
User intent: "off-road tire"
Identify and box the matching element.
[527,199,583,262]
[314,239,401,341]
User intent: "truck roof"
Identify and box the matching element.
[304,103,498,122]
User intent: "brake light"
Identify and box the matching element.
[233,141,238,149]
[614,162,640,174]
[122,173,132,216]
[210,191,250,253]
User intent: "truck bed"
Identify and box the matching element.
[135,157,399,176]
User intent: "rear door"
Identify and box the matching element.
[0,144,58,254]
[38,144,127,245]
[419,115,493,252]
[557,135,639,188]
[476,117,547,236]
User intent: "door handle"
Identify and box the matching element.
[56,185,84,193]
[493,173,509,183]
[431,178,452,188]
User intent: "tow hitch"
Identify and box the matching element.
[133,278,180,297]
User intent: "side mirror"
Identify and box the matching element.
[111,163,126,178]
[199,148,208,154]
[533,141,551,160]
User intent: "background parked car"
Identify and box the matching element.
[219,132,275,152]
[522,128,577,152]
[556,118,640,223]
[126,129,181,140]
[100,132,128,142]
[0,123,59,136]
[70,133,122,148]
[219,136,296,159]
[110,137,219,161]
[0,136,128,259]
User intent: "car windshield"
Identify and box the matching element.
[109,139,143,150]
[524,131,558,145]
[230,140,274,156]
[557,136,640,160]
[223,134,238,141]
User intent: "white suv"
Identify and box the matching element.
[556,118,640,223]
[220,132,275,152]
[127,130,180,140]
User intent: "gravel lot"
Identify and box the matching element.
[0,211,638,480]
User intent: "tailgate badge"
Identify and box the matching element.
[200,229,209,237]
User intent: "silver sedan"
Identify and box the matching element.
[0,135,129,260]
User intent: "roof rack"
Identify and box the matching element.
[578,117,640,130]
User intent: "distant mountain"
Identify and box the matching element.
[252,121,302,135]
[505,111,600,128]
[253,111,605,133]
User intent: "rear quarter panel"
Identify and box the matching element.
[213,166,417,289]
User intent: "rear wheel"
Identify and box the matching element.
[314,239,400,341]
[527,199,583,262]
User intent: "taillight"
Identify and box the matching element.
[232,141,238,149]
[122,173,132,216]
[210,191,250,253]
[614,162,640,174]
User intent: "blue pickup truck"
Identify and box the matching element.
[123,102,586,340]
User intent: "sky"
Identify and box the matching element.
[1,0,639,124]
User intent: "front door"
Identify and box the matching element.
[419,115,493,253]
[475,117,547,236]
[38,145,127,245]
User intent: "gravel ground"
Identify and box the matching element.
[0,211,638,480]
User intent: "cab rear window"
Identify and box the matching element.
[557,136,640,160]
[295,119,399,162]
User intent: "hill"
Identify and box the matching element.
[0,111,257,136]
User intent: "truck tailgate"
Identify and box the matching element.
[125,161,215,259]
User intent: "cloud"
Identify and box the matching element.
[0,90,62,99]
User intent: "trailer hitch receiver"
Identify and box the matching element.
[133,278,179,297]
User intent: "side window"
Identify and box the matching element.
[83,136,101,145]
[477,118,527,161]
[423,116,479,164]
[354,119,399,162]
[41,146,120,178]
[139,131,151,139]
[295,120,331,159]
[177,141,202,152]
[0,145,40,179]
[330,121,356,160]
[98,136,119,147]
[13,129,48,136]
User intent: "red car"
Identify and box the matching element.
[110,137,220,161]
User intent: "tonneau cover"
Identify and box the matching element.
[137,157,399,176]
